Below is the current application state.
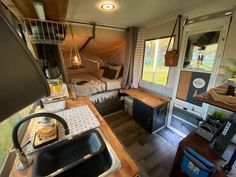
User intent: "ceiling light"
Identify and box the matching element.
[188,20,194,24]
[101,3,115,10]
[225,11,232,16]
[33,0,46,20]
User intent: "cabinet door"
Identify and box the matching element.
[153,104,167,131]
[133,99,153,132]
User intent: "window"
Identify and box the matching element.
[0,106,31,170]
[142,37,174,85]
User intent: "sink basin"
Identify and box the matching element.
[32,129,120,177]
[56,146,112,177]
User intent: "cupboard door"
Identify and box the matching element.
[153,105,167,131]
[133,99,153,132]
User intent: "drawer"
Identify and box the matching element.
[173,106,201,126]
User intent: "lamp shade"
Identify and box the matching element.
[0,6,50,122]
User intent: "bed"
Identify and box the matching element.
[69,73,122,98]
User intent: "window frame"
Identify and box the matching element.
[141,35,175,86]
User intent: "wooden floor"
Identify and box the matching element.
[104,111,177,177]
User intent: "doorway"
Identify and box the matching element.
[168,17,231,137]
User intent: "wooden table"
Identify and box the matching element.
[121,88,169,133]
[171,86,236,177]
[170,133,235,177]
[9,97,139,177]
[121,88,168,108]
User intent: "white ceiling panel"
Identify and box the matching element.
[66,0,211,27]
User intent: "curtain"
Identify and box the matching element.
[121,27,138,88]
[58,46,69,84]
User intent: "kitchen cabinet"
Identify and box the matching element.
[133,98,168,133]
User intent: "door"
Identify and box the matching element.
[168,17,231,137]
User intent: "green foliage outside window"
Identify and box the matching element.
[0,106,31,170]
[142,37,174,85]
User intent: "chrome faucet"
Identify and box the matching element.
[12,112,70,170]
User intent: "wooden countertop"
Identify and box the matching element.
[121,88,168,108]
[9,97,139,177]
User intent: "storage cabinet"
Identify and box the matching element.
[133,99,167,133]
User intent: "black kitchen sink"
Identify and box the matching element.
[56,147,112,177]
[32,129,120,177]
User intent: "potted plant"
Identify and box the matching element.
[206,111,227,129]
[211,111,226,123]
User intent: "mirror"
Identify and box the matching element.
[183,31,220,72]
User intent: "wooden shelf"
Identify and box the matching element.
[195,86,236,112]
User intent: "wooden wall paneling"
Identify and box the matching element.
[10,0,69,21]
[44,0,69,21]
[11,0,37,18]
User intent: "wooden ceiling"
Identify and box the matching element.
[2,0,69,21]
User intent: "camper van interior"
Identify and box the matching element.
[0,0,236,177]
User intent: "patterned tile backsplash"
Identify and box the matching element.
[56,105,101,138]
[24,104,100,154]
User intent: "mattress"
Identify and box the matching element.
[69,73,122,97]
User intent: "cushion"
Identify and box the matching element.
[107,64,122,79]
[103,67,117,79]
[96,69,104,77]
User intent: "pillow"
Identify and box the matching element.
[103,67,117,79]
[96,69,104,77]
[107,64,122,79]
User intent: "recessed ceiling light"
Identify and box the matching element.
[225,11,232,16]
[188,20,194,24]
[101,3,115,10]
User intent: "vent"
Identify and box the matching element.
[21,18,67,45]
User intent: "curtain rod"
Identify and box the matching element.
[66,20,127,31]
